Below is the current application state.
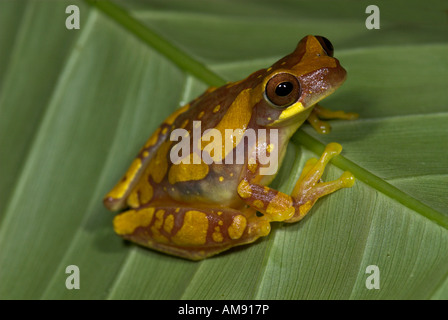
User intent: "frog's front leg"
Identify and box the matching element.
[113,205,271,260]
[307,104,358,134]
[237,143,355,223]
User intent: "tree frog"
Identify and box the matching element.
[104,35,357,260]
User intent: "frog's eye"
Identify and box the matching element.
[265,73,301,108]
[315,36,334,57]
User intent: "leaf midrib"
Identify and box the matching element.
[84,0,225,87]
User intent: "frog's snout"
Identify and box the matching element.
[298,61,346,108]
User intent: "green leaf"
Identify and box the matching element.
[0,0,447,300]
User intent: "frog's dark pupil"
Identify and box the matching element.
[275,82,293,96]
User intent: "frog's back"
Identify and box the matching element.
[137,79,261,208]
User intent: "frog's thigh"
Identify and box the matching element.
[113,206,271,260]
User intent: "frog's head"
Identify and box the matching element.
[254,35,346,127]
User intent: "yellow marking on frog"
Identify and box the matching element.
[106,158,142,200]
[198,111,205,119]
[293,39,337,75]
[226,79,243,88]
[175,208,180,213]
[218,219,223,224]
[142,151,149,158]
[253,200,264,209]
[237,180,252,199]
[153,210,165,229]
[263,186,270,193]
[217,211,223,216]
[126,191,140,208]
[113,207,155,235]
[248,163,257,173]
[298,201,313,218]
[230,173,234,177]
[181,119,189,129]
[150,209,169,243]
[172,210,208,245]
[248,220,271,237]
[165,104,189,125]
[212,229,223,242]
[266,67,272,72]
[207,86,217,93]
[162,127,168,135]
[153,233,169,243]
[201,88,255,162]
[281,61,286,65]
[147,140,171,184]
[164,214,174,233]
[219,176,224,182]
[213,105,221,113]
[168,153,209,184]
[278,101,305,120]
[140,182,153,204]
[266,193,295,221]
[144,127,161,149]
[228,215,247,240]
[127,175,153,208]
[126,159,155,208]
[267,144,274,153]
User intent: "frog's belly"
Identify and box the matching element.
[166,164,243,207]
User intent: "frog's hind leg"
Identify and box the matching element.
[113,205,271,260]
[104,104,191,212]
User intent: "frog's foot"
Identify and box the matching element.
[307,104,359,134]
[286,142,355,223]
[113,205,270,260]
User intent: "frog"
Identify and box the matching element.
[104,35,358,260]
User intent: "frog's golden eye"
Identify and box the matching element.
[315,35,334,57]
[265,73,301,108]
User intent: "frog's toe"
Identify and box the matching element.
[307,111,332,134]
